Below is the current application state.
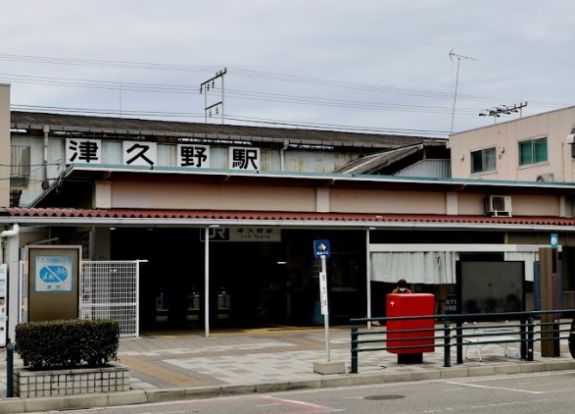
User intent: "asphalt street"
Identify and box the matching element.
[29,370,575,414]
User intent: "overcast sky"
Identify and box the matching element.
[1,0,574,137]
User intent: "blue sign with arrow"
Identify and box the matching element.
[313,239,331,258]
[550,233,559,249]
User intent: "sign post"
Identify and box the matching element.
[314,239,331,362]
[0,264,7,347]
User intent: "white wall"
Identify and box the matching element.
[0,85,10,208]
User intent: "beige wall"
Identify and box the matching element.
[0,84,9,208]
[330,188,445,214]
[449,106,575,182]
[102,176,566,217]
[110,178,317,211]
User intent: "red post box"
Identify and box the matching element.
[386,293,435,364]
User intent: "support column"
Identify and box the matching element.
[539,247,560,357]
[366,228,372,329]
[7,230,20,341]
[204,227,210,337]
[0,84,10,208]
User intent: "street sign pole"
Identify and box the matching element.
[312,239,344,375]
[314,239,331,363]
[320,255,330,362]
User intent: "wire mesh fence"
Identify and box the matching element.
[80,261,140,337]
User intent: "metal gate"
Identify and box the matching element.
[80,260,143,337]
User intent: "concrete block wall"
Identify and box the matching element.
[14,365,130,398]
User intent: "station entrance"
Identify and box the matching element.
[110,227,367,331]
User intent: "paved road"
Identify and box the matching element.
[30,370,575,414]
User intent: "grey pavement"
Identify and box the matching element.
[0,325,575,413]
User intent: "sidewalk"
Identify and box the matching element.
[0,325,574,413]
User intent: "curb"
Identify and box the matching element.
[0,360,574,413]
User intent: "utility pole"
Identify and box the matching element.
[449,50,477,134]
[479,101,528,123]
[200,68,227,124]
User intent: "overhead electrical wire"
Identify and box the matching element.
[0,53,567,108]
[0,72,485,116]
[11,104,205,119]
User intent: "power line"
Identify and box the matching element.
[0,53,218,73]
[0,73,489,117]
[0,53,568,109]
[11,104,206,118]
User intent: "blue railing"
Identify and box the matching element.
[350,309,575,373]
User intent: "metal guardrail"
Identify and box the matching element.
[350,309,575,373]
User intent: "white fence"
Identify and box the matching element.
[80,261,142,337]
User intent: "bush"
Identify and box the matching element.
[15,319,119,370]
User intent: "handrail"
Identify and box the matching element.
[350,309,575,373]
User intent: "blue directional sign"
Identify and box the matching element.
[313,239,331,258]
[550,233,559,249]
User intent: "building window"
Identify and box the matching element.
[519,137,547,165]
[471,147,496,173]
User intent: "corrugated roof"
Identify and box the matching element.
[11,111,439,149]
[335,144,423,174]
[2,207,575,227]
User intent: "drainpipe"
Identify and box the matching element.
[0,224,19,239]
[280,140,289,172]
[42,125,49,190]
[0,224,19,263]
[1,223,19,348]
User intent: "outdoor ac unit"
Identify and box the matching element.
[485,195,512,217]
[536,173,554,182]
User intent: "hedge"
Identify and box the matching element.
[15,319,119,370]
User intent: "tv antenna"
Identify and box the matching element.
[449,49,477,134]
[479,101,528,122]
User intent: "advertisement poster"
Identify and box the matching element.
[35,255,73,292]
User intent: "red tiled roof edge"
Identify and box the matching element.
[2,207,575,226]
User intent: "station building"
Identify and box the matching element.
[2,83,575,338]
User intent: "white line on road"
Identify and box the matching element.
[424,398,556,413]
[260,396,331,411]
[445,381,543,394]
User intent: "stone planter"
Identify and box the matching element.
[14,364,130,398]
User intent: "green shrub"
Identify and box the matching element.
[15,319,119,370]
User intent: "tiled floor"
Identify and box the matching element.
[0,325,572,396]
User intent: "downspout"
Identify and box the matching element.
[0,224,19,263]
[42,125,49,189]
[1,223,19,343]
[280,140,289,172]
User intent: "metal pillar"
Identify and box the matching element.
[204,227,210,337]
[366,228,372,329]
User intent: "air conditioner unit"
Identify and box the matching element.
[536,173,554,182]
[485,195,512,217]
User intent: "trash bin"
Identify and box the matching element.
[386,293,435,364]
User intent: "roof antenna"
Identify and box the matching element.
[449,49,477,134]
